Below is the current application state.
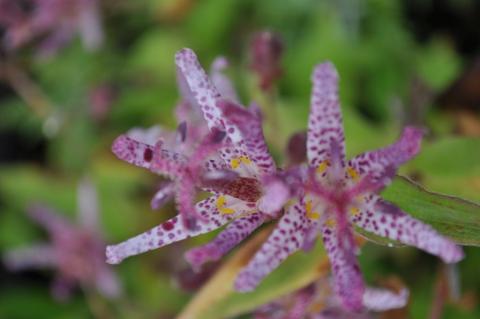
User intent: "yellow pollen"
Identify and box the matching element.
[349,206,360,216]
[216,196,235,214]
[230,156,252,169]
[325,218,336,228]
[305,199,320,220]
[347,166,359,181]
[316,160,330,175]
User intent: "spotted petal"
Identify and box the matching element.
[185,212,267,270]
[348,127,423,181]
[321,221,365,311]
[175,48,223,131]
[352,196,464,263]
[106,196,235,264]
[307,62,345,167]
[217,100,276,174]
[235,199,311,292]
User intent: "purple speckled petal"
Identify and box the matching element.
[321,221,365,311]
[235,199,311,292]
[175,48,223,131]
[3,244,57,271]
[210,56,239,102]
[348,127,423,180]
[185,212,267,270]
[217,100,276,174]
[111,135,157,169]
[307,62,345,167]
[352,196,464,263]
[363,287,408,311]
[106,196,234,264]
[150,181,176,210]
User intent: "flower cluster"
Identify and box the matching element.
[106,48,464,313]
[4,178,120,301]
[0,0,103,57]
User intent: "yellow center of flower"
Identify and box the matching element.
[347,166,360,181]
[305,199,321,220]
[216,196,235,214]
[230,156,252,169]
[316,160,330,175]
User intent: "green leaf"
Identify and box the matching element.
[179,227,329,319]
[375,176,480,246]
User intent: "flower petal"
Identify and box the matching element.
[111,135,158,169]
[321,221,365,311]
[175,48,223,131]
[210,56,239,102]
[307,62,345,167]
[235,199,311,292]
[353,196,464,263]
[348,127,423,180]
[217,100,276,174]
[150,181,175,210]
[185,212,267,270]
[257,176,291,216]
[363,287,409,311]
[106,196,233,264]
[3,244,57,271]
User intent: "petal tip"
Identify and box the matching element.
[105,245,122,265]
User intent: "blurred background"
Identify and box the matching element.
[0,0,479,318]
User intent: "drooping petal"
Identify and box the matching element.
[106,196,234,264]
[3,244,57,271]
[307,62,345,167]
[347,127,423,180]
[362,287,409,311]
[185,212,267,270]
[175,48,223,131]
[321,220,365,311]
[352,196,464,263]
[210,56,239,102]
[150,181,175,210]
[235,199,311,292]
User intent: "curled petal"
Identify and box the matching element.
[307,62,345,167]
[363,287,409,311]
[321,221,365,311]
[106,196,233,264]
[348,126,423,180]
[185,212,267,270]
[150,181,175,210]
[353,197,464,263]
[235,200,311,292]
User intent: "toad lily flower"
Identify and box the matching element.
[235,62,463,311]
[106,48,290,267]
[3,179,120,301]
[254,278,408,319]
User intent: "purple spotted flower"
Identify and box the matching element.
[106,49,290,268]
[3,178,120,301]
[235,62,464,311]
[0,0,103,58]
[254,278,408,319]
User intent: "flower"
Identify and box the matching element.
[0,0,103,58]
[249,31,284,91]
[106,49,290,268]
[235,62,464,311]
[3,178,120,301]
[254,278,408,319]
